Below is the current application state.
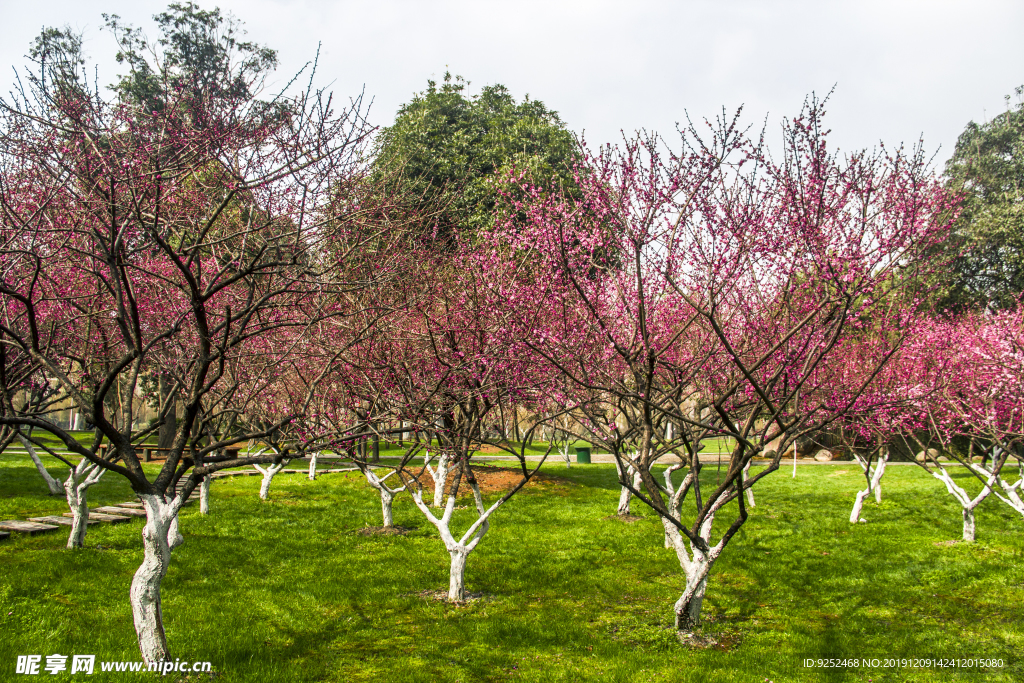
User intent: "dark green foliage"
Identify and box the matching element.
[373,73,580,242]
[104,2,278,114]
[941,86,1024,310]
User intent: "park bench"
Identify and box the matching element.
[98,444,242,462]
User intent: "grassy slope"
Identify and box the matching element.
[0,453,1021,682]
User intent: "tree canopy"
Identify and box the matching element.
[940,86,1024,310]
[372,73,580,241]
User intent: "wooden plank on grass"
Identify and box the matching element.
[0,520,60,535]
[95,506,147,518]
[28,516,98,526]
[117,502,144,508]
[64,511,131,524]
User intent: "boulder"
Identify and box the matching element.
[915,448,940,463]
[813,449,834,462]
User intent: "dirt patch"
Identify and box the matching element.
[934,539,959,547]
[411,466,575,497]
[408,589,491,605]
[603,514,645,523]
[356,525,416,536]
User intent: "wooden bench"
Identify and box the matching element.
[98,444,241,462]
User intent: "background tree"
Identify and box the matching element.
[372,72,580,242]
[940,86,1024,310]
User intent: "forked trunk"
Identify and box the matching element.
[63,460,105,548]
[130,494,181,665]
[255,462,285,500]
[448,547,469,601]
[199,476,210,515]
[850,489,870,524]
[66,488,89,549]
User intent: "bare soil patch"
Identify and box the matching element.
[356,525,416,536]
[603,513,645,523]
[407,589,491,605]
[413,466,576,497]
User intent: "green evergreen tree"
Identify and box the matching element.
[373,73,580,242]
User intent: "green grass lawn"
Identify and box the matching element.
[1,452,1021,682]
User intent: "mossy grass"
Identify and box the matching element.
[1,452,1021,681]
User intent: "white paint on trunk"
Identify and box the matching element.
[742,460,755,508]
[850,449,888,523]
[62,458,106,549]
[362,467,406,527]
[559,441,572,468]
[19,434,64,495]
[615,457,641,516]
[199,476,211,515]
[411,477,506,602]
[448,547,469,601]
[968,459,1024,517]
[424,452,452,508]
[308,452,319,480]
[930,465,996,542]
[791,440,798,478]
[662,492,728,631]
[253,461,286,500]
[130,493,184,665]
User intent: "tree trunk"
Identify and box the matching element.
[849,488,870,524]
[65,484,89,549]
[130,494,179,665]
[448,547,469,602]
[674,571,709,631]
[962,507,976,542]
[742,460,755,507]
[157,376,177,450]
[199,476,210,515]
[615,459,640,515]
[381,489,394,528]
[308,453,318,480]
[19,434,63,495]
[255,462,285,500]
[432,455,450,507]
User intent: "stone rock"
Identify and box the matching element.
[915,448,939,463]
[813,449,834,462]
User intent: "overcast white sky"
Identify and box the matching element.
[2,0,1022,168]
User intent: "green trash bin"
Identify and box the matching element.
[575,446,592,464]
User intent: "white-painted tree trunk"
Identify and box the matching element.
[362,467,405,527]
[615,457,641,515]
[559,441,572,468]
[130,493,184,665]
[63,460,106,549]
[791,440,798,478]
[199,476,211,515]
[850,449,888,523]
[308,452,319,480]
[253,461,286,500]
[448,546,469,600]
[19,434,64,495]
[930,466,996,542]
[742,460,755,507]
[412,478,504,602]
[662,496,727,631]
[425,452,451,507]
